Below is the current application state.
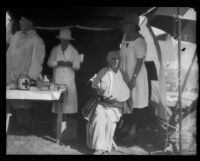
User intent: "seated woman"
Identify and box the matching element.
[86,50,130,154]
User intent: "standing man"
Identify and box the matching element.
[119,14,149,140]
[6,16,46,132]
[48,28,81,135]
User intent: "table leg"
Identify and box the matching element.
[6,101,12,134]
[56,101,63,144]
[6,114,12,134]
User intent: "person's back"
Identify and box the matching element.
[6,17,45,85]
[6,16,45,132]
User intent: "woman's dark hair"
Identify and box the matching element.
[135,25,140,32]
[106,50,120,64]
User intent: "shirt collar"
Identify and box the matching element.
[59,43,71,52]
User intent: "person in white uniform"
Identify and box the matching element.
[86,50,130,154]
[6,16,46,131]
[48,28,81,134]
[119,14,150,140]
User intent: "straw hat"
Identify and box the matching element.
[56,28,74,40]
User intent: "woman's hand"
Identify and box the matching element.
[64,61,73,67]
[57,61,73,67]
[128,77,136,89]
[57,61,65,66]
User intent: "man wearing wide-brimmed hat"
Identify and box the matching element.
[48,28,81,135]
[6,16,46,132]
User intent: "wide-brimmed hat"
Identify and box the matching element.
[121,13,140,26]
[56,28,74,40]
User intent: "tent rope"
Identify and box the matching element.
[34,25,114,31]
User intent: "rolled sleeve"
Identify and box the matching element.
[134,37,147,59]
[72,49,81,70]
[92,74,101,89]
[92,68,108,91]
[48,48,58,68]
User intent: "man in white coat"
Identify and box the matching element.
[6,16,45,132]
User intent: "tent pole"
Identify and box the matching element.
[141,7,157,16]
[177,7,182,155]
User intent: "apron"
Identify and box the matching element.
[52,46,78,114]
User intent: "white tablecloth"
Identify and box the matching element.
[6,87,65,101]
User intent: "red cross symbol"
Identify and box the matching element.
[22,79,30,88]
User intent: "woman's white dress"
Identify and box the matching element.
[120,35,149,110]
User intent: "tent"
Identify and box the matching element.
[139,16,171,121]
[4,8,179,119]
[6,7,197,153]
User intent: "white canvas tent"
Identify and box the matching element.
[145,7,197,154]
[139,16,172,121]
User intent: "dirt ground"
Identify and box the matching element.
[6,135,155,155]
[5,124,178,155]
[6,129,196,155]
[6,123,162,155]
[6,108,196,155]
